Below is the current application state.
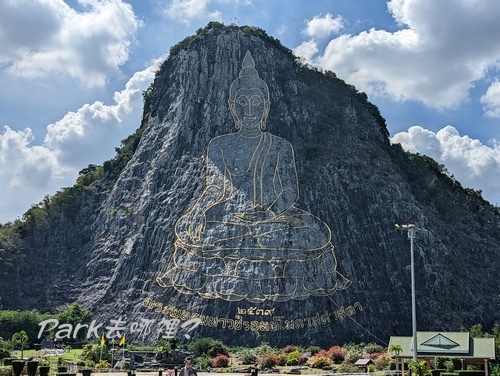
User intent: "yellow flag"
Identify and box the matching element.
[119,335,126,346]
[100,334,105,345]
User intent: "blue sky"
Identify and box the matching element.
[1,0,499,223]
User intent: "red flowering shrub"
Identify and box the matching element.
[212,354,229,368]
[326,346,345,363]
[257,353,277,369]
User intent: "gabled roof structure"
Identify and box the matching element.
[388,332,495,376]
[388,332,495,359]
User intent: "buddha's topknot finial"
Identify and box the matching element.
[239,51,259,78]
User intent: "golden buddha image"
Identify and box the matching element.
[157,51,351,303]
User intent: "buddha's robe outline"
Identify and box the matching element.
[157,131,351,302]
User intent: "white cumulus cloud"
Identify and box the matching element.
[164,0,222,25]
[304,13,343,39]
[0,0,141,87]
[0,126,64,222]
[391,125,500,205]
[480,78,500,118]
[44,63,157,167]
[309,0,500,110]
[0,62,157,223]
[293,40,318,65]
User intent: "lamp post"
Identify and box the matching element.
[395,223,418,362]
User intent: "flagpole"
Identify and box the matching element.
[99,334,105,362]
[111,338,115,368]
[119,335,126,360]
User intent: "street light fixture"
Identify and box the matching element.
[395,223,418,362]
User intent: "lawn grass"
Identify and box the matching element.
[10,348,84,369]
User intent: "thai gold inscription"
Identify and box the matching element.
[142,297,363,332]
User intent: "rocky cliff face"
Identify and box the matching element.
[1,25,499,347]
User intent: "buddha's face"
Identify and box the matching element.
[230,88,269,129]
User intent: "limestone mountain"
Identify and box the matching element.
[1,24,498,347]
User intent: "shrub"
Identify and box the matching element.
[0,366,13,376]
[275,354,286,367]
[336,363,360,373]
[207,343,229,358]
[286,351,300,366]
[257,353,277,369]
[434,357,461,371]
[363,343,384,354]
[299,355,308,366]
[95,361,110,369]
[254,343,274,356]
[344,349,363,364]
[410,360,430,376]
[309,353,333,369]
[451,358,462,371]
[368,352,381,360]
[212,354,229,368]
[239,349,257,365]
[326,346,345,363]
[195,355,211,371]
[188,337,219,356]
[444,361,456,372]
[435,357,447,369]
[307,346,322,355]
[282,345,300,354]
[189,338,229,358]
[375,354,392,370]
[490,365,500,376]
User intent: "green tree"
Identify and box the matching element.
[11,330,29,359]
[390,344,403,373]
[0,224,24,278]
[57,303,92,342]
[0,310,51,344]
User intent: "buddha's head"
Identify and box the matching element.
[229,51,270,131]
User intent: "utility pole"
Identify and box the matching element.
[395,224,418,362]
